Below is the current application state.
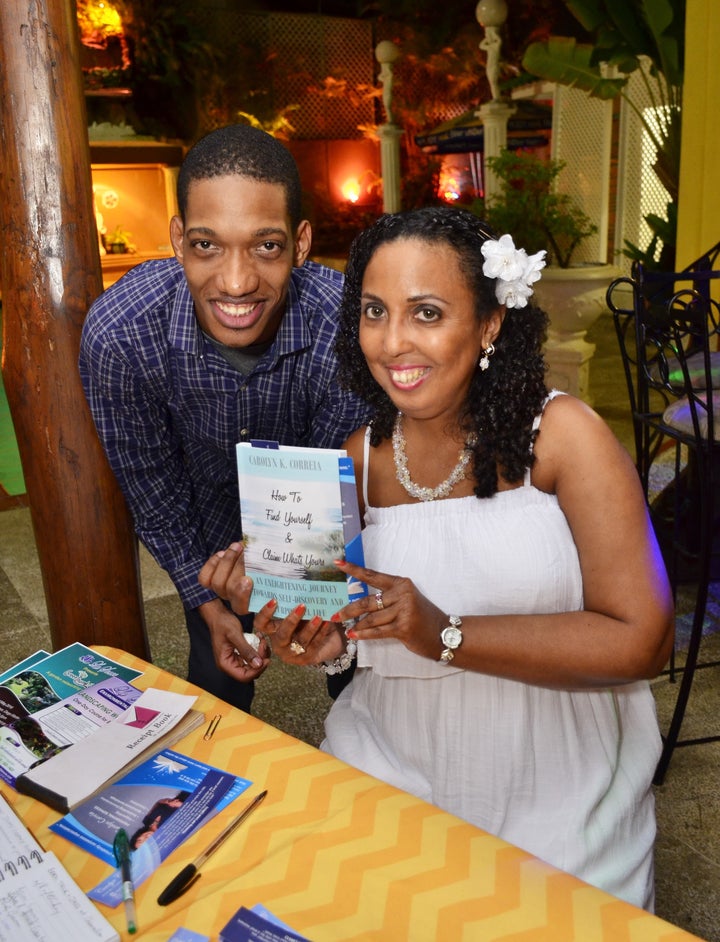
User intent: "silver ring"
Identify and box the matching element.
[289,640,306,655]
[375,592,384,611]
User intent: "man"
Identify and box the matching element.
[79,125,371,711]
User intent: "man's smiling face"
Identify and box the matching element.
[170,174,311,347]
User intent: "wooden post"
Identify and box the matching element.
[0,0,149,656]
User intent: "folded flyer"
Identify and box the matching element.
[0,643,143,788]
[80,750,251,907]
[52,747,250,864]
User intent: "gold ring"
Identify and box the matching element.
[289,640,306,655]
[375,592,384,611]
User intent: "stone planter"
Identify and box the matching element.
[534,263,619,402]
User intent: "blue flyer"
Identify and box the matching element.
[50,748,251,907]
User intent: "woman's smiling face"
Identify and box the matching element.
[359,237,501,423]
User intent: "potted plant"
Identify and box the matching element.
[474,149,616,400]
[521,0,684,271]
[106,225,136,254]
[480,149,597,269]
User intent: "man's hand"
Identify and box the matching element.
[198,597,270,682]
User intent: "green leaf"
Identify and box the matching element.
[521,37,628,99]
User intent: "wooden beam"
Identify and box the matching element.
[0,0,150,657]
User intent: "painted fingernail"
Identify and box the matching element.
[309,615,322,628]
[346,629,358,639]
[266,598,277,610]
[293,603,306,617]
[330,612,341,622]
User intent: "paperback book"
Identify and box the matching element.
[237,441,366,620]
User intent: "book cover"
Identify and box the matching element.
[237,442,366,619]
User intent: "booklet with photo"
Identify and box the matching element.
[51,747,251,865]
[15,688,203,813]
[81,750,252,908]
[0,675,142,788]
[237,441,367,619]
[0,642,141,728]
[0,650,50,684]
[219,905,309,942]
[0,645,143,788]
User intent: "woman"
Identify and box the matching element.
[201,207,674,909]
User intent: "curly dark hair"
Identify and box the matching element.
[176,124,302,228]
[335,205,550,498]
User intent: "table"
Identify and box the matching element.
[0,647,702,941]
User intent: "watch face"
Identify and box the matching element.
[441,625,462,649]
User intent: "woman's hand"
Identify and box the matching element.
[254,602,346,666]
[332,560,447,661]
[200,542,346,666]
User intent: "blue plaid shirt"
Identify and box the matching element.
[79,257,371,610]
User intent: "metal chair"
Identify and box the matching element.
[607,255,720,783]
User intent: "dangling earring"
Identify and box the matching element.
[478,343,495,371]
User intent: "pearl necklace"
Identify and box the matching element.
[392,412,476,502]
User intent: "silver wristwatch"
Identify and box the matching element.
[439,615,463,664]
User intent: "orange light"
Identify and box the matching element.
[341,178,361,203]
[77,0,124,41]
[438,167,461,203]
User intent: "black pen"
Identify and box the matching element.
[157,789,268,906]
[113,828,137,934]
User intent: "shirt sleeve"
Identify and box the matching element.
[79,314,216,611]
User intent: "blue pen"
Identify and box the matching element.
[113,828,138,934]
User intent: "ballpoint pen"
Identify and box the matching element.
[157,789,268,906]
[113,828,137,934]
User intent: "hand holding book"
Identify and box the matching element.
[201,548,350,667]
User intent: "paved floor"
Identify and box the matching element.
[1,310,719,939]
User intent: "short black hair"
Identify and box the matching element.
[177,124,303,228]
[335,205,549,498]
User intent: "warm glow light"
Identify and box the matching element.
[341,178,361,203]
[77,0,124,42]
[438,167,461,202]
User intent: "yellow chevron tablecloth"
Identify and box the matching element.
[2,646,701,942]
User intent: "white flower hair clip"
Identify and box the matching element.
[480,233,546,309]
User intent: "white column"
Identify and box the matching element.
[375,40,402,213]
[475,0,514,202]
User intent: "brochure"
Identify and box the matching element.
[0,644,143,788]
[237,441,366,619]
[79,749,251,907]
[0,643,140,722]
[0,649,50,684]
[219,905,309,942]
[0,675,142,787]
[52,747,250,864]
[15,688,203,812]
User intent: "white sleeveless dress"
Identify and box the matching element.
[322,397,661,910]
